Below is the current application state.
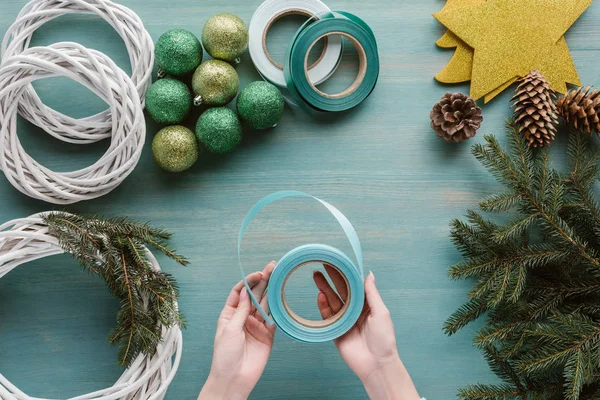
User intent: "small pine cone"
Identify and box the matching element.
[556,86,600,136]
[430,92,483,143]
[511,70,558,148]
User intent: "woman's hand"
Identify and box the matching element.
[313,267,421,400]
[198,262,276,400]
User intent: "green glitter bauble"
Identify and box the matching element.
[145,79,192,124]
[192,60,239,107]
[195,107,242,154]
[236,81,285,130]
[201,13,248,62]
[152,126,199,172]
[155,29,203,76]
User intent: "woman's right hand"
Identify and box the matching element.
[313,268,421,400]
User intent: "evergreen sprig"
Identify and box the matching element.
[42,212,188,367]
[447,122,600,400]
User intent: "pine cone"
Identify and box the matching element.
[511,70,558,148]
[556,86,600,136]
[430,92,482,142]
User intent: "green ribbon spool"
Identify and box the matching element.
[284,11,379,112]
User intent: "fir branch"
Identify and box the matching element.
[42,212,187,367]
[532,148,551,198]
[508,262,527,303]
[120,249,135,365]
[507,119,534,191]
[468,263,513,306]
[444,299,488,335]
[449,247,569,280]
[486,126,600,267]
[143,236,189,266]
[475,320,526,350]
[480,192,521,213]
[457,383,522,400]
[564,348,588,400]
[493,213,539,244]
[447,124,600,399]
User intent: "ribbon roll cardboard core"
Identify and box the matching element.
[263,10,329,71]
[304,31,367,99]
[281,261,351,328]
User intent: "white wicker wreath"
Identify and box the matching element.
[0,42,145,204]
[1,0,154,144]
[0,214,183,400]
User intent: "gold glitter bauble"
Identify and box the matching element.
[192,60,239,106]
[202,13,248,63]
[152,126,198,172]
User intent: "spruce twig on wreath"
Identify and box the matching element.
[42,212,188,367]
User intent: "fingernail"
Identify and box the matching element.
[270,260,277,265]
[313,270,320,276]
[370,271,375,281]
[240,288,248,300]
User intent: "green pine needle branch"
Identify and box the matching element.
[446,121,600,400]
[42,212,188,367]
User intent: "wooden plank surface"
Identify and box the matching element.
[0,0,597,398]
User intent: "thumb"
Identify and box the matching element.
[230,287,252,329]
[364,271,388,316]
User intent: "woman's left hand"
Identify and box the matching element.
[198,262,276,400]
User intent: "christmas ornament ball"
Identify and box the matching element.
[195,107,242,154]
[146,78,192,124]
[192,60,239,106]
[152,125,199,172]
[155,29,203,76]
[202,13,248,62]
[236,81,284,130]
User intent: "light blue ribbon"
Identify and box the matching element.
[238,191,365,342]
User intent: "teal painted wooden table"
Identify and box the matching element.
[0,0,598,398]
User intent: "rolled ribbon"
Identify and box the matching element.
[249,0,343,91]
[284,11,379,112]
[238,191,364,343]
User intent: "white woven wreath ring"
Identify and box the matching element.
[0,214,183,400]
[0,42,145,204]
[1,0,154,144]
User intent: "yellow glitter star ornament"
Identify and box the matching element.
[434,0,590,102]
[434,0,519,97]
[434,0,481,84]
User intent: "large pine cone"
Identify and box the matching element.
[556,86,600,136]
[511,70,558,148]
[430,92,482,143]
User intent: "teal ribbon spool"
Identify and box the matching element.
[238,191,365,343]
[284,11,379,112]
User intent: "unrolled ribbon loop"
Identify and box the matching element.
[238,191,364,342]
